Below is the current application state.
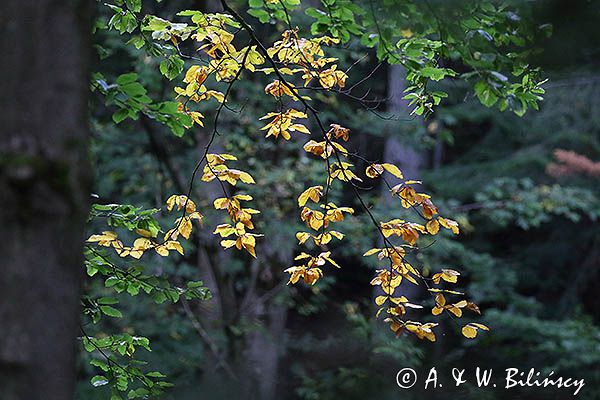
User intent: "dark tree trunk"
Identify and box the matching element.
[0,1,91,399]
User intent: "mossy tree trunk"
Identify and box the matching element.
[0,1,91,399]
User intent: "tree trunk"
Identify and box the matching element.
[240,294,288,400]
[384,64,423,184]
[0,1,91,399]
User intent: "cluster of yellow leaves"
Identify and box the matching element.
[259,108,309,140]
[214,194,259,229]
[388,181,460,236]
[214,222,262,258]
[362,166,489,340]
[284,251,340,285]
[87,195,202,260]
[299,203,353,232]
[264,30,348,89]
[158,11,488,342]
[285,124,355,285]
[366,246,420,311]
[175,65,225,127]
[389,321,438,342]
[201,153,255,186]
[204,154,262,257]
[165,12,266,127]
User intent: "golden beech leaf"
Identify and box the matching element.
[303,140,328,158]
[291,124,310,134]
[363,248,381,257]
[298,186,323,207]
[296,232,311,244]
[329,230,344,240]
[135,228,154,238]
[265,80,296,98]
[177,217,193,239]
[462,323,489,339]
[318,233,332,244]
[133,237,153,250]
[454,300,468,308]
[220,239,237,249]
[375,296,388,306]
[404,321,438,342]
[421,199,439,219]
[438,216,460,234]
[213,197,231,210]
[165,240,184,255]
[462,325,478,338]
[87,231,119,247]
[155,244,169,257]
[435,293,446,306]
[184,65,208,85]
[432,268,460,284]
[240,235,257,258]
[381,163,403,179]
[426,219,440,234]
[213,224,236,237]
[238,171,255,184]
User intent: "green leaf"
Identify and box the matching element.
[112,109,129,124]
[98,297,119,305]
[116,73,137,86]
[159,56,184,80]
[100,305,123,318]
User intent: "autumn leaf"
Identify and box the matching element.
[462,323,490,339]
[298,186,323,207]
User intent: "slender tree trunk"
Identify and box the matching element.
[384,64,423,184]
[0,1,91,399]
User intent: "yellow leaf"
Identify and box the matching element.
[329,230,344,240]
[462,325,478,338]
[165,240,184,255]
[291,124,310,134]
[238,171,255,184]
[439,217,460,234]
[426,219,440,234]
[298,186,323,207]
[363,248,381,257]
[214,198,230,209]
[220,239,237,249]
[155,244,169,257]
[296,232,311,244]
[381,163,403,179]
[177,217,193,239]
[375,296,387,306]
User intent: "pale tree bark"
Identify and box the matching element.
[384,64,423,186]
[0,1,91,399]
